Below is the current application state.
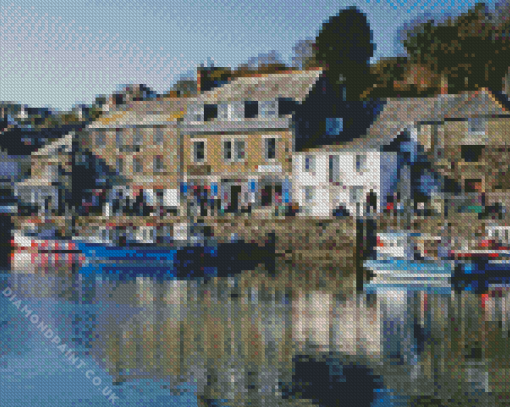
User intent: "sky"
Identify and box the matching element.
[0,0,500,112]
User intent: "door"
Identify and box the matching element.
[262,185,272,206]
[465,179,482,193]
[275,185,283,206]
[230,185,241,212]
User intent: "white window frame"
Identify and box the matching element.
[223,140,233,162]
[188,103,204,122]
[153,156,164,172]
[222,137,247,162]
[230,101,245,121]
[133,157,143,173]
[350,186,364,204]
[192,139,207,163]
[303,154,316,173]
[260,100,277,118]
[153,128,164,145]
[304,186,314,203]
[329,154,340,183]
[218,103,231,120]
[468,117,486,135]
[133,128,143,145]
[263,136,277,161]
[355,154,367,173]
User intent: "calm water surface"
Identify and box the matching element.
[1,256,510,406]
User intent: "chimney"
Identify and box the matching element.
[197,66,231,94]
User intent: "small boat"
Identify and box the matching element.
[364,232,453,292]
[11,229,85,273]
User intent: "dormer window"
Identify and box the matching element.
[218,103,231,120]
[204,104,218,122]
[325,118,343,136]
[230,101,245,120]
[278,98,297,117]
[188,103,204,122]
[468,118,486,134]
[244,101,258,119]
[260,101,277,118]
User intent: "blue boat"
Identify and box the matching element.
[363,259,453,293]
[75,236,276,280]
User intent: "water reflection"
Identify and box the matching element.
[3,262,510,406]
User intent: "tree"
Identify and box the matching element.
[291,39,319,70]
[315,6,376,100]
[233,50,291,77]
[166,69,198,97]
[400,2,510,93]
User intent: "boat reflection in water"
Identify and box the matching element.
[3,239,510,406]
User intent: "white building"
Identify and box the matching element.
[293,149,402,217]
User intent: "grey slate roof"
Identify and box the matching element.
[198,69,323,103]
[308,90,510,153]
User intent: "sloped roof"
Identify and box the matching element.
[198,69,323,103]
[33,132,73,156]
[443,88,510,118]
[303,94,464,152]
[90,98,190,128]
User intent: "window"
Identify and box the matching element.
[350,186,364,204]
[278,98,297,116]
[260,101,277,118]
[223,139,245,162]
[265,138,276,160]
[355,154,367,172]
[329,155,340,183]
[218,103,230,120]
[234,140,245,161]
[193,141,205,163]
[305,186,314,202]
[468,118,486,134]
[154,128,164,145]
[116,158,123,174]
[153,156,164,172]
[96,131,106,147]
[204,104,218,121]
[464,179,482,193]
[304,155,315,172]
[244,101,258,118]
[133,129,143,145]
[231,101,245,120]
[188,103,204,121]
[461,145,483,162]
[115,130,122,148]
[133,158,143,173]
[325,118,343,136]
[223,141,232,161]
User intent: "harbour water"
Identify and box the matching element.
[1,246,510,406]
